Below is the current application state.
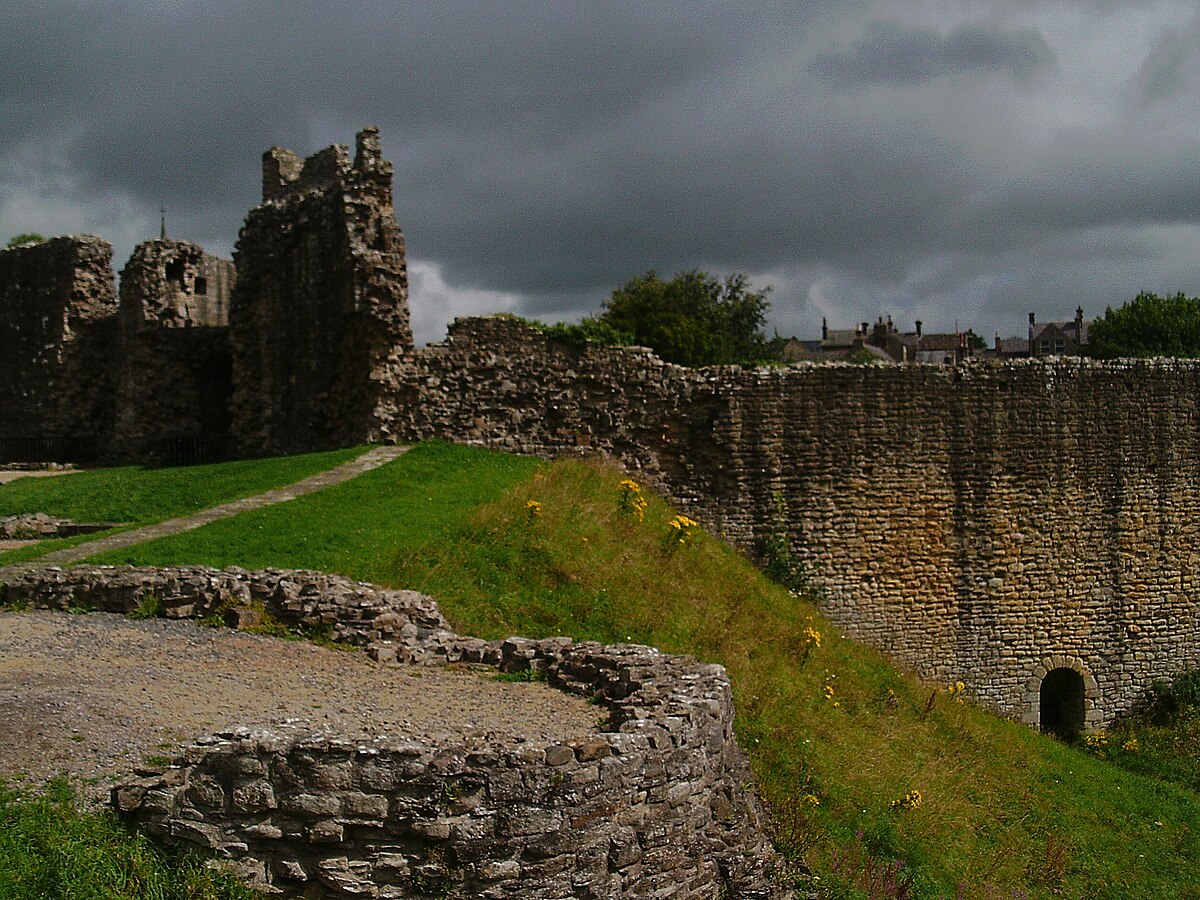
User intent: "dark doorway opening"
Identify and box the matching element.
[1040,667,1085,739]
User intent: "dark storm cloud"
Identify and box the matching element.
[809,20,1055,86]
[2,2,1199,344]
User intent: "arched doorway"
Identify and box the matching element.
[1040,667,1085,738]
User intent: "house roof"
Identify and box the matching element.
[1031,319,1090,344]
[821,329,859,348]
[916,333,964,352]
[995,337,1029,355]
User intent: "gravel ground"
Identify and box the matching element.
[0,609,598,804]
[0,468,74,484]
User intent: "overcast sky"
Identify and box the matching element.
[3,1,1199,345]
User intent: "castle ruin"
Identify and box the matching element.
[2,129,1199,737]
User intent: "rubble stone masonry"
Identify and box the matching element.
[230,127,413,457]
[397,318,1200,728]
[4,130,1198,734]
[0,236,118,459]
[112,239,235,460]
[1,565,786,899]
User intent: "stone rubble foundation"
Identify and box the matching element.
[1,565,789,899]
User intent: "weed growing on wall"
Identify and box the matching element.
[761,491,813,594]
[69,443,1200,897]
[127,590,163,620]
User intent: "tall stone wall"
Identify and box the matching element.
[394,318,1200,727]
[230,127,413,457]
[1,565,786,899]
[0,236,117,462]
[112,239,234,461]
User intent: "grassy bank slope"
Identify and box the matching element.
[93,441,1200,899]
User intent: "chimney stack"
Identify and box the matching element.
[915,320,922,338]
[822,317,828,341]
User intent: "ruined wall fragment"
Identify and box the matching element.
[1,565,787,899]
[111,239,234,462]
[230,127,412,457]
[0,235,117,462]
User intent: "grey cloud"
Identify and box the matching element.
[2,1,1198,352]
[1131,16,1200,106]
[810,20,1055,86]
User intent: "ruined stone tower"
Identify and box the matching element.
[229,127,412,456]
[111,239,236,461]
[0,235,118,461]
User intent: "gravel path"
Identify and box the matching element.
[0,610,598,804]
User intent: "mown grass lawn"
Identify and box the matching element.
[85,440,1200,900]
[0,445,364,567]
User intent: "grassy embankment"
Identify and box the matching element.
[0,445,364,567]
[3,440,1199,898]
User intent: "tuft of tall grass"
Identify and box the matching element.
[0,778,256,899]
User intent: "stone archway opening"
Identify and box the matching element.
[1040,667,1086,739]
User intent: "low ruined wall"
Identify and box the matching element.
[395,318,1200,728]
[2,566,785,899]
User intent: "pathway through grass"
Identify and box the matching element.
[0,445,365,567]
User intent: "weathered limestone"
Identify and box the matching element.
[230,127,413,457]
[0,235,118,462]
[394,318,1200,728]
[112,239,235,461]
[4,130,1198,733]
[1,565,787,899]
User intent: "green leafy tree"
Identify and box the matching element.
[5,233,45,249]
[1087,292,1200,359]
[598,269,771,367]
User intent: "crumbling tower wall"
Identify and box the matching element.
[0,236,117,462]
[229,127,412,457]
[112,239,235,462]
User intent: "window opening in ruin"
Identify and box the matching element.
[1040,667,1085,739]
[165,260,185,290]
[194,276,207,295]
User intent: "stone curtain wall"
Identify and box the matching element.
[0,566,785,899]
[0,236,118,461]
[230,127,413,458]
[397,318,1200,727]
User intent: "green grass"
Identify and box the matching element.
[82,442,1200,899]
[0,779,255,899]
[0,445,364,566]
[87,442,542,576]
[1078,692,1200,795]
